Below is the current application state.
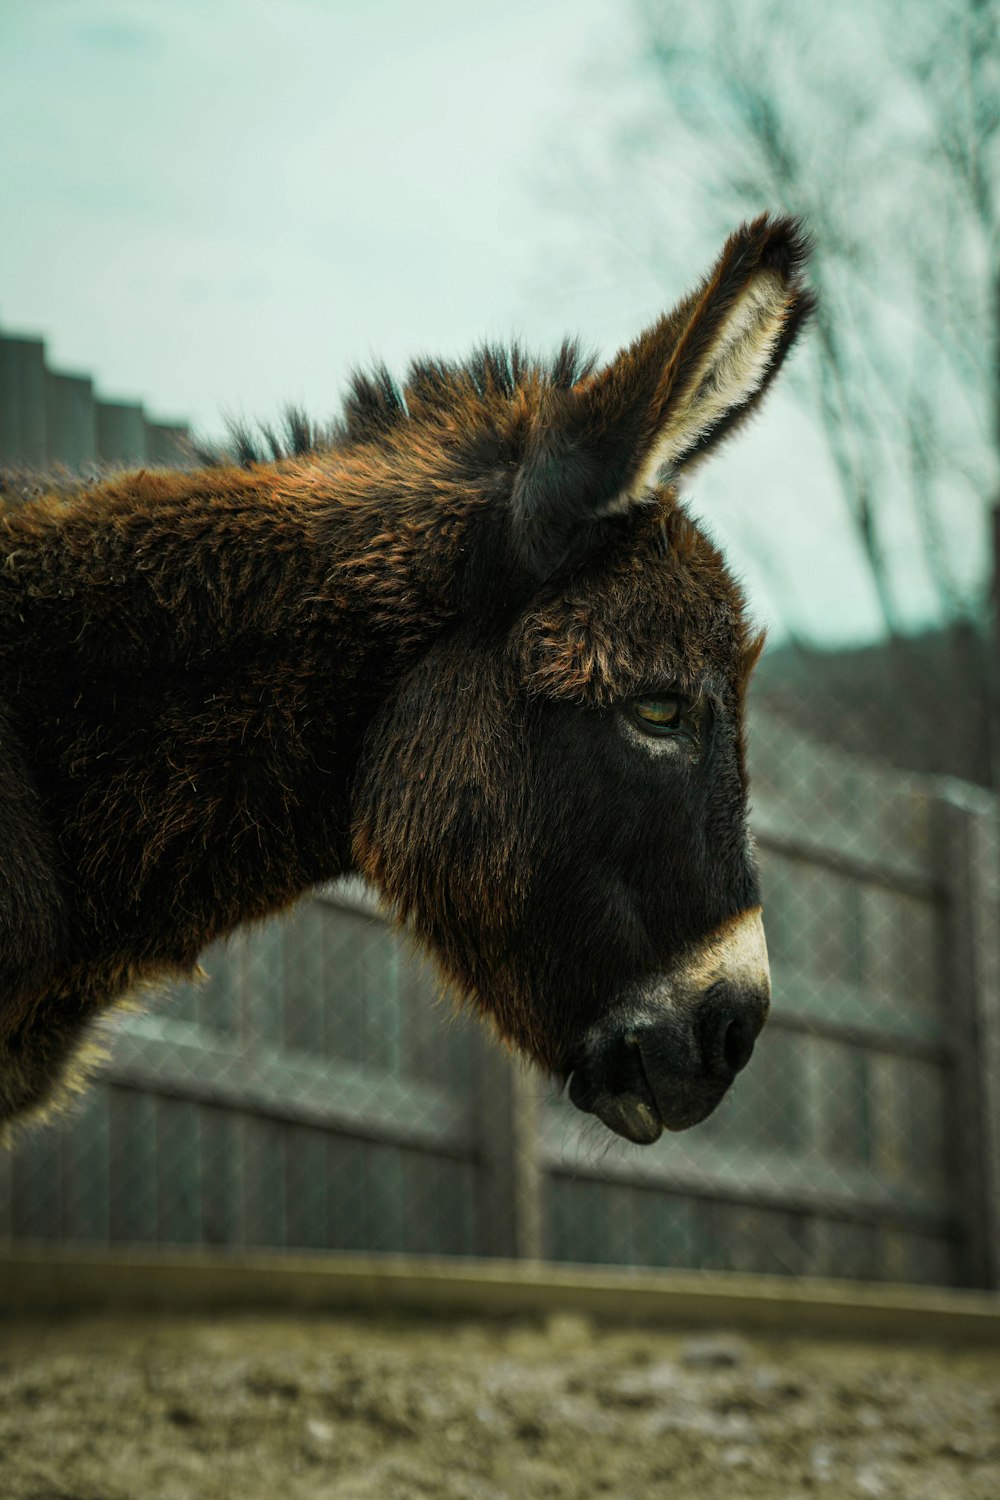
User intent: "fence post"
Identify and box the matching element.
[45,370,98,466]
[473,1040,544,1261]
[96,399,147,464]
[145,419,190,465]
[0,333,48,466]
[0,1139,10,1247]
[935,785,1000,1288]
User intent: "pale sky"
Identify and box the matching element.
[2,0,631,431]
[1,0,988,646]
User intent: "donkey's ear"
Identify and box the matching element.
[590,213,815,490]
[510,215,813,579]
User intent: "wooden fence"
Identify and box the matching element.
[0,327,188,467]
[2,711,998,1289]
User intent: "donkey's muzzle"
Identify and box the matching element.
[568,984,768,1144]
[567,909,771,1145]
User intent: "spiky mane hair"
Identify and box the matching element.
[204,340,600,469]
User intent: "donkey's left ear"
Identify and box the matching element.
[600,213,815,490]
[510,214,813,579]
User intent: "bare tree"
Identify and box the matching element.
[542,0,999,781]
[599,0,999,638]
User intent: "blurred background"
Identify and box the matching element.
[2,0,998,1290]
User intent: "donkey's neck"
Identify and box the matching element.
[0,456,468,940]
[9,455,465,684]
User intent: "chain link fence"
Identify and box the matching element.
[1,325,998,1291]
[3,691,998,1290]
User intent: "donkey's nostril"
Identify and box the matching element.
[698,981,766,1080]
[722,1016,756,1075]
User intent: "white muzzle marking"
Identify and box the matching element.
[675,905,771,1002]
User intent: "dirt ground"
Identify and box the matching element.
[0,1309,997,1500]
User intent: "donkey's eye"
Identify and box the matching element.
[631,695,686,735]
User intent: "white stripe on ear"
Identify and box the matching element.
[514,216,813,560]
[629,270,790,498]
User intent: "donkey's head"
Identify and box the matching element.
[350,215,813,1142]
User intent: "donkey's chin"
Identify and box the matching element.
[568,1034,734,1144]
[578,1078,730,1145]
[586,1090,665,1146]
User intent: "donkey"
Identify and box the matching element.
[0,215,813,1145]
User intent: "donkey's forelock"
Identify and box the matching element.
[516,503,759,707]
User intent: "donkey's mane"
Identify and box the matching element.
[0,343,601,497]
[210,339,599,469]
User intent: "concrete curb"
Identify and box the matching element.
[2,1246,999,1346]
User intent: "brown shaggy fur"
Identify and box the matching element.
[0,215,813,1135]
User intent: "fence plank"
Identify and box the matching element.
[540,1110,954,1234]
[282,903,327,1056]
[327,1136,367,1251]
[156,1098,202,1245]
[144,420,188,465]
[109,1089,158,1244]
[241,1115,286,1249]
[95,399,146,463]
[0,334,48,465]
[473,1046,543,1260]
[60,1090,111,1243]
[11,1118,62,1240]
[934,789,1000,1288]
[768,971,949,1057]
[750,714,938,892]
[0,1138,10,1244]
[103,1014,471,1154]
[284,1125,329,1250]
[45,370,97,465]
[363,1140,405,1251]
[199,1105,245,1246]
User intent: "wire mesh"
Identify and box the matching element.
[2,681,996,1289]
